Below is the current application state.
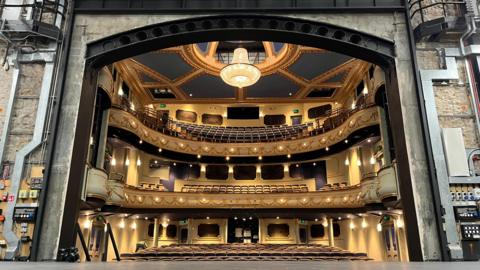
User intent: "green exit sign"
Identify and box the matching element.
[160,104,167,108]
[293,109,300,114]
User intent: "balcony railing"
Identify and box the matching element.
[113,97,375,144]
[408,0,466,40]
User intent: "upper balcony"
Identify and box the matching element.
[108,99,380,156]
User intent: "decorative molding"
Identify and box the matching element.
[121,184,365,209]
[108,106,379,156]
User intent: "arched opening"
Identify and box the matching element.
[58,15,421,262]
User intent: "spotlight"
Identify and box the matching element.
[325,147,329,151]
[287,154,291,158]
[258,156,263,160]
[197,154,201,159]
[234,217,238,220]
[139,139,143,144]
[344,139,348,144]
[206,216,210,220]
[276,216,280,219]
[158,148,162,152]
[313,162,316,166]
[226,156,230,161]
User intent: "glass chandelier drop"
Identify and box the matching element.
[220,48,261,88]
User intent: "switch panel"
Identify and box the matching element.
[13,207,37,222]
[461,224,480,240]
[454,206,480,221]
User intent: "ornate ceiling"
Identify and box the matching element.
[115,41,370,104]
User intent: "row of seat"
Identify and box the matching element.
[115,98,374,144]
[121,243,371,261]
[180,184,308,193]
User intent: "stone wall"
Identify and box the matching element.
[0,47,13,137]
[3,64,45,162]
[417,44,480,148]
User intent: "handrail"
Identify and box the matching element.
[112,96,376,143]
[408,0,465,26]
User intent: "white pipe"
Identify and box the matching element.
[3,61,55,260]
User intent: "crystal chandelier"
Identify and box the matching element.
[220,48,261,88]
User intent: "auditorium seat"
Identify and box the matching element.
[179,184,309,194]
[114,98,373,143]
[121,243,371,261]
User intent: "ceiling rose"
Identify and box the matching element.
[220,48,261,88]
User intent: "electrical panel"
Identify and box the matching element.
[454,206,480,221]
[461,224,480,240]
[13,207,37,222]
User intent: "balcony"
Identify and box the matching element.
[116,164,398,209]
[108,103,379,156]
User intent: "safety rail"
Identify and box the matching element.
[0,0,66,43]
[408,0,466,40]
[113,96,375,144]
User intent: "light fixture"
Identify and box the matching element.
[322,218,329,227]
[397,218,404,228]
[220,48,261,88]
[158,148,162,152]
[139,139,143,144]
[361,219,368,228]
[287,154,291,158]
[226,156,230,161]
[258,156,263,160]
[370,156,376,165]
[173,162,177,166]
[344,139,348,144]
[118,88,124,96]
[131,221,137,230]
[276,216,280,220]
[197,154,201,159]
[345,158,350,166]
[376,223,382,232]
[83,219,91,230]
[137,158,141,166]
[119,219,125,229]
[206,216,210,220]
[234,217,238,220]
[313,162,317,166]
[351,101,356,110]
[111,157,116,166]
[325,147,329,151]
[125,157,130,166]
[349,221,356,230]
[357,159,362,167]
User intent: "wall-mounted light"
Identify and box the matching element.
[361,219,368,228]
[325,147,329,151]
[119,219,125,229]
[396,218,404,229]
[83,219,91,230]
[351,101,356,110]
[349,221,356,230]
[322,218,329,227]
[158,148,162,152]
[287,154,291,158]
[139,139,143,144]
[197,154,201,159]
[258,156,263,161]
[125,158,130,166]
[131,103,135,111]
[118,88,124,96]
[376,223,382,232]
[111,157,116,166]
[131,221,137,230]
[370,156,376,165]
[345,158,350,166]
[137,158,141,166]
[226,156,230,161]
[357,159,362,167]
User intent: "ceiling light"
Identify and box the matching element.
[289,92,293,96]
[139,139,143,144]
[158,148,162,152]
[220,48,261,88]
[189,93,193,97]
[137,158,141,166]
[226,156,230,161]
[344,139,348,144]
[258,156,263,160]
[313,162,316,166]
[287,154,291,158]
[197,154,201,159]
[325,147,329,151]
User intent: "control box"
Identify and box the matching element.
[13,207,37,222]
[461,224,480,240]
[454,206,480,221]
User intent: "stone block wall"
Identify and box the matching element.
[0,47,13,136]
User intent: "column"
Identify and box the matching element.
[153,218,159,247]
[328,218,335,247]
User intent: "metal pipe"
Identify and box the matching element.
[460,14,480,140]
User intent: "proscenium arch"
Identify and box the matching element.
[57,14,424,262]
[85,15,395,68]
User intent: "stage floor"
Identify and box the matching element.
[1,261,480,270]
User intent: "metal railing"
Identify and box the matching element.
[113,96,376,144]
[408,0,465,30]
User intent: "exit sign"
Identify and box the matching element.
[160,104,167,108]
[293,109,300,114]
